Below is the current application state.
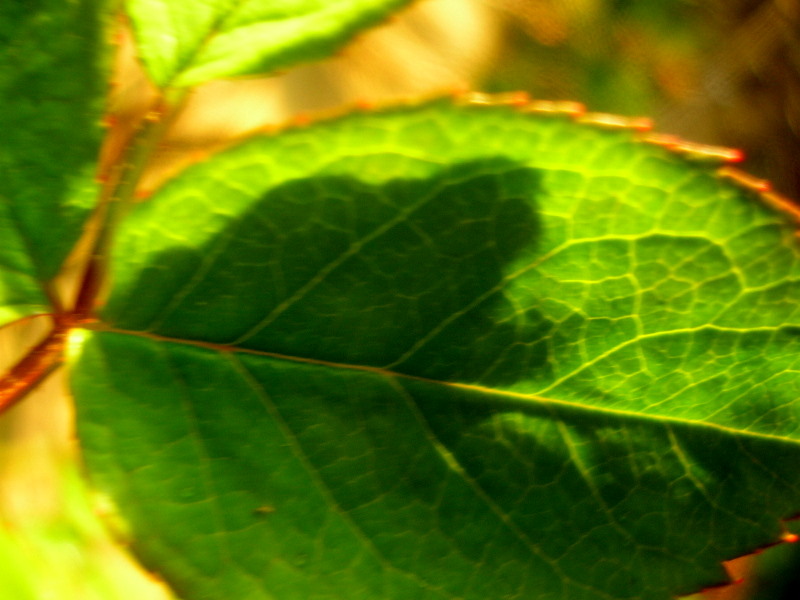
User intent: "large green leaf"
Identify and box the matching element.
[126,0,415,88]
[69,100,800,600]
[0,0,109,325]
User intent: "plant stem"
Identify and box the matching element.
[73,88,188,318]
[0,317,73,413]
[0,86,187,412]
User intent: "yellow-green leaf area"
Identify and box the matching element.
[71,101,800,600]
[126,0,415,87]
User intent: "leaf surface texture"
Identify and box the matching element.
[70,101,800,600]
[126,0,415,86]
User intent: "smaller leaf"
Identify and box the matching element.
[0,0,110,325]
[126,0,415,88]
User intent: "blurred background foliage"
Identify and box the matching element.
[486,0,800,199]
[0,0,798,598]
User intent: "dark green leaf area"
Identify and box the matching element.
[0,0,107,282]
[73,331,800,600]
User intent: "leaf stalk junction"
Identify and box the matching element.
[0,86,187,413]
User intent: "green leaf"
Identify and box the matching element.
[69,100,800,600]
[0,0,109,324]
[125,0,416,88]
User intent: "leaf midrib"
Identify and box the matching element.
[91,324,800,447]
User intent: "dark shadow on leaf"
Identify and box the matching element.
[119,157,554,387]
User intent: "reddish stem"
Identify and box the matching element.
[0,318,73,414]
[73,253,104,320]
